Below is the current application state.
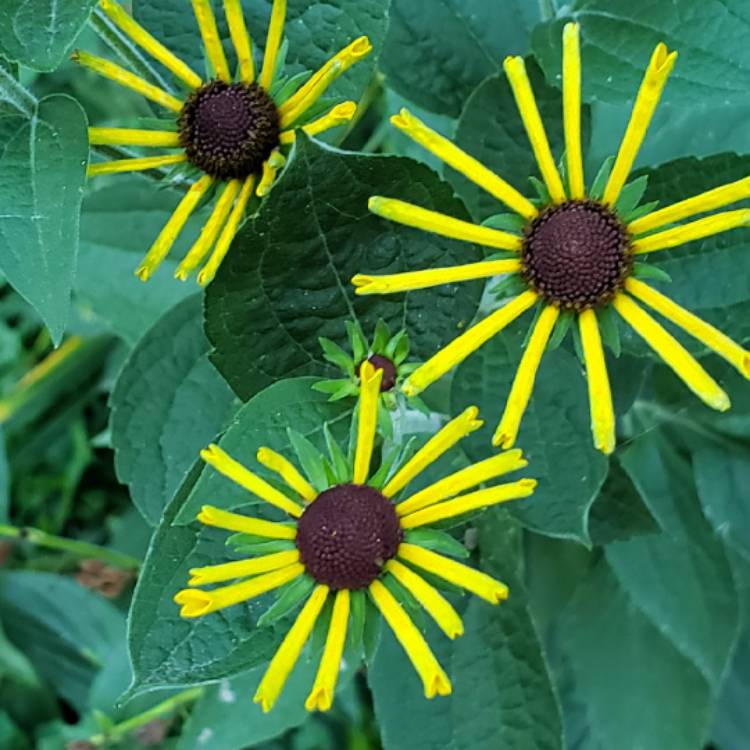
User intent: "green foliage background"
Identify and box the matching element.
[0,0,749,748]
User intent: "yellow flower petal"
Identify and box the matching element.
[71,50,183,112]
[503,56,566,204]
[256,447,317,502]
[99,0,202,89]
[402,290,538,397]
[562,22,584,199]
[613,293,730,411]
[383,407,483,498]
[579,309,615,454]
[368,579,452,699]
[223,0,255,82]
[493,304,559,448]
[191,0,231,81]
[259,0,287,90]
[368,197,523,251]
[400,479,536,529]
[397,448,527,516]
[602,43,677,206]
[256,151,286,197]
[136,174,214,281]
[254,584,329,712]
[87,153,186,177]
[174,562,303,617]
[632,209,750,254]
[625,278,750,380]
[88,127,181,148]
[629,176,750,235]
[385,559,463,639]
[353,360,383,484]
[390,109,537,220]
[305,590,350,712]
[197,504,297,539]
[397,543,508,604]
[188,550,300,585]
[198,175,256,286]
[280,102,357,144]
[201,443,304,518]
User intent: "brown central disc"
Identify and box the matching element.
[521,200,632,310]
[296,484,402,590]
[356,354,398,392]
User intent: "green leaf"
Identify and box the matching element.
[0,0,97,71]
[0,90,87,344]
[205,135,483,400]
[127,378,352,695]
[111,296,237,526]
[381,0,540,117]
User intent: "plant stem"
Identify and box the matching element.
[538,0,556,21]
[0,524,141,571]
[89,687,204,746]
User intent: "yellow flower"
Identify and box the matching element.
[78,0,371,284]
[353,23,750,455]
[174,361,535,712]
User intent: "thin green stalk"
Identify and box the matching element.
[0,524,140,571]
[539,0,556,21]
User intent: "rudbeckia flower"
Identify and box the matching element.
[77,0,371,284]
[174,362,535,711]
[353,23,750,454]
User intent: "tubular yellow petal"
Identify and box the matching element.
[305,590,350,712]
[223,0,255,82]
[256,447,317,502]
[175,179,242,281]
[99,0,202,89]
[390,109,537,220]
[259,0,287,90]
[613,294,730,411]
[192,0,231,82]
[280,101,358,144]
[602,43,677,206]
[201,443,304,518]
[400,479,536,529]
[188,550,300,585]
[382,407,483,498]
[175,562,303,617]
[385,560,464,639]
[198,175,255,286]
[368,580,452,699]
[256,151,286,197]
[397,543,508,605]
[254,584,329,712]
[71,50,183,112]
[197,504,297,539]
[88,127,181,147]
[136,174,214,282]
[353,361,383,484]
[87,153,185,177]
[562,23,584,199]
[632,209,750,254]
[493,304,559,448]
[368,197,523,251]
[503,56,566,204]
[397,449,527,516]
[279,37,372,127]
[629,176,750,235]
[579,309,615,454]
[402,291,538,397]
[625,278,750,380]
[352,260,522,296]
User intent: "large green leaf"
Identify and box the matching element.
[205,135,483,400]
[0,0,97,71]
[0,83,87,344]
[380,0,539,118]
[111,295,237,526]
[127,377,351,695]
[532,1,750,107]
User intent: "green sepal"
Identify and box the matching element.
[490,274,529,300]
[324,422,350,483]
[623,200,659,225]
[548,310,574,350]
[311,378,350,394]
[482,213,527,232]
[372,319,391,353]
[386,329,409,363]
[403,528,470,559]
[226,534,297,555]
[614,175,649,216]
[319,337,355,375]
[348,589,367,653]
[310,596,334,654]
[522,305,543,348]
[271,70,311,107]
[399,362,422,376]
[484,249,519,261]
[363,593,382,666]
[528,176,550,204]
[414,566,465,596]
[377,400,393,440]
[381,572,424,629]
[266,38,291,93]
[346,320,368,364]
[570,315,584,362]
[632,262,673,284]
[408,394,433,416]
[287,428,328,491]
[368,444,401,490]
[136,116,178,132]
[589,156,615,200]
[598,306,621,358]
[92,709,115,733]
[258,574,316,628]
